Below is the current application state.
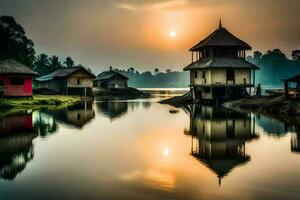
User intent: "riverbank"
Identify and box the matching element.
[0,95,81,110]
[223,95,300,115]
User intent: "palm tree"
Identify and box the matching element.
[49,55,62,70]
[33,53,49,76]
[64,57,74,68]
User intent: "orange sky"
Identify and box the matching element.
[1,0,300,72]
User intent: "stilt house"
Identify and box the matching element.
[184,21,259,102]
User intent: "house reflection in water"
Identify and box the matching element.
[0,112,37,180]
[184,106,258,185]
[291,132,300,153]
[47,100,95,128]
[96,101,128,121]
[95,97,152,121]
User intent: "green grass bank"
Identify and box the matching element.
[0,95,81,110]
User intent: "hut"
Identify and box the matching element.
[94,70,128,90]
[283,74,300,98]
[0,59,37,97]
[185,105,258,185]
[184,21,259,103]
[36,66,95,96]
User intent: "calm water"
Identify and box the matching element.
[0,95,300,199]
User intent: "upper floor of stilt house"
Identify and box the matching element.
[189,21,251,61]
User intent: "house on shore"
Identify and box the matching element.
[0,59,37,97]
[94,70,128,90]
[36,66,95,96]
[283,74,300,98]
[184,21,259,103]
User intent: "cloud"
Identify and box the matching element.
[116,0,188,11]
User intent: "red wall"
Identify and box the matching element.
[0,75,33,97]
[0,114,33,134]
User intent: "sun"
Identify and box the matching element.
[163,148,169,157]
[169,30,176,38]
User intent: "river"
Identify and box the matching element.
[0,94,299,199]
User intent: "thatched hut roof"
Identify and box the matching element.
[95,70,128,81]
[190,25,251,51]
[283,74,300,83]
[36,66,95,82]
[0,59,37,76]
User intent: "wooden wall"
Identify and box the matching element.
[67,69,94,88]
[0,75,33,97]
[96,74,128,89]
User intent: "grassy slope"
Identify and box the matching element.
[0,95,80,110]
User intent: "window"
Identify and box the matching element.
[10,78,24,85]
[202,71,206,79]
[77,78,81,85]
[194,71,198,79]
[226,69,235,81]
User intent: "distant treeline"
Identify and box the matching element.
[114,68,189,88]
[1,15,300,88]
[247,49,300,87]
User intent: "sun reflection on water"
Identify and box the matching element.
[163,148,170,157]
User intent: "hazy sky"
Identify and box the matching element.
[0,0,299,73]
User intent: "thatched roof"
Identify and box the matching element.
[193,156,250,179]
[184,57,259,71]
[0,59,37,76]
[95,70,128,81]
[190,26,251,51]
[36,66,95,82]
[283,74,300,83]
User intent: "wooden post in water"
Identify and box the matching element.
[284,81,289,98]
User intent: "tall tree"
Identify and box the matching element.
[49,55,62,69]
[0,15,35,67]
[33,54,50,76]
[64,57,75,68]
